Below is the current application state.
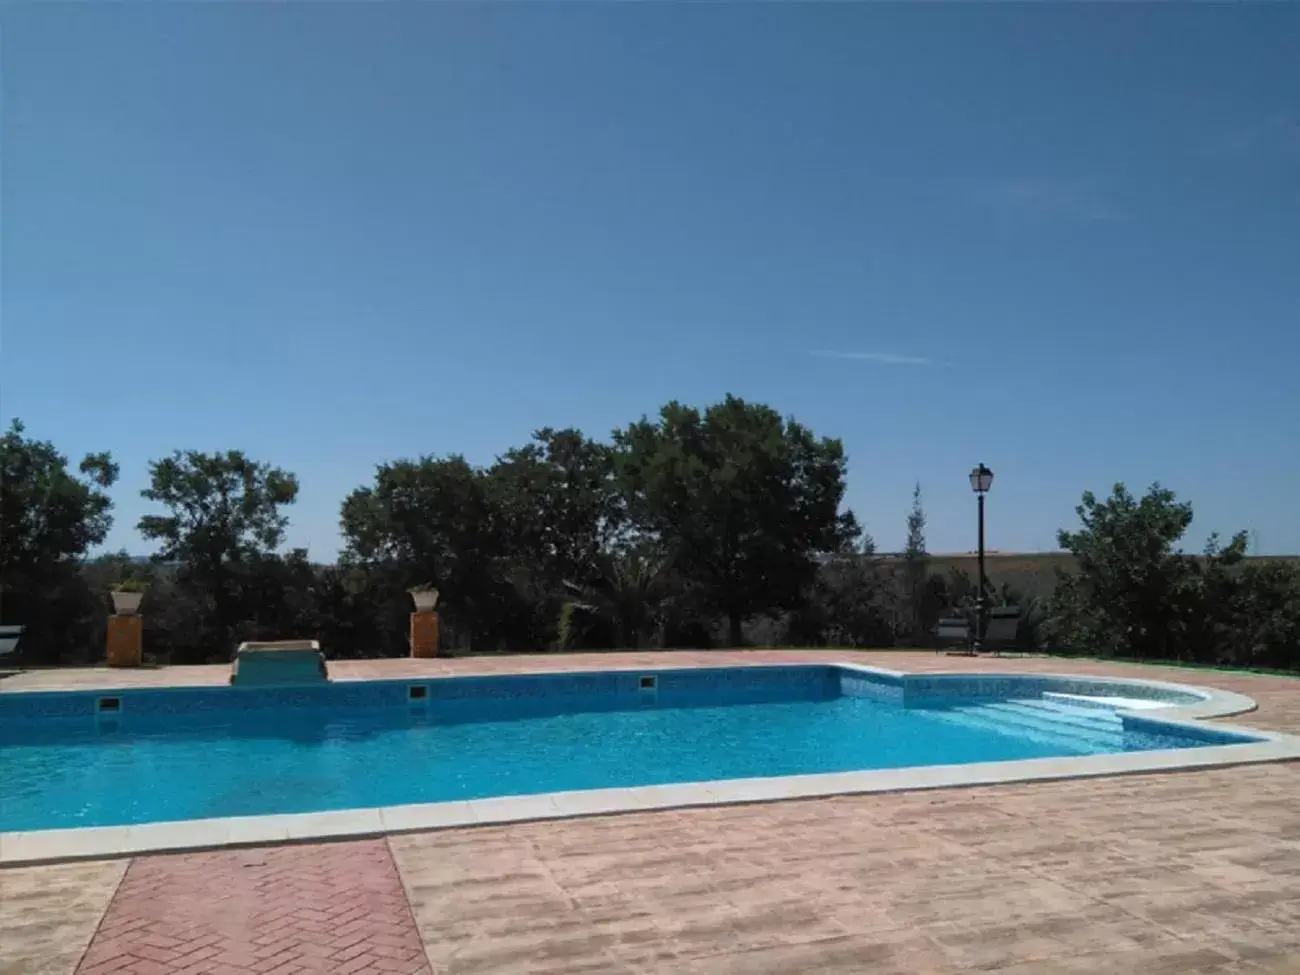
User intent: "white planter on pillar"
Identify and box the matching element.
[409,587,440,613]
[110,591,145,616]
[0,624,23,657]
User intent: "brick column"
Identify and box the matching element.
[410,611,440,658]
[106,615,143,667]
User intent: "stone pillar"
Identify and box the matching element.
[410,611,440,658]
[106,615,144,668]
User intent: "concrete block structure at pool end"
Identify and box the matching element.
[229,641,329,686]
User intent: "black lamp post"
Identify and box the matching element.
[969,463,994,651]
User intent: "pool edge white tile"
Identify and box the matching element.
[466,794,565,826]
[277,808,386,840]
[379,801,477,832]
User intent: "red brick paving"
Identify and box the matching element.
[75,840,430,975]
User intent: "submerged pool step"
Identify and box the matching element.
[972,701,1127,744]
[926,700,1128,753]
[979,700,1125,737]
[922,708,1104,754]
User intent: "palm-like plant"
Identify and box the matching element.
[563,547,676,649]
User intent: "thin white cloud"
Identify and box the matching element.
[810,350,940,366]
[977,177,1123,223]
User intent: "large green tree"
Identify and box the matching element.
[0,420,118,660]
[487,428,624,589]
[138,450,299,657]
[340,455,510,647]
[0,420,118,589]
[614,395,860,646]
[1048,483,1247,660]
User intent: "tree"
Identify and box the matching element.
[307,562,410,659]
[487,428,625,593]
[0,420,118,592]
[562,546,676,649]
[786,538,894,648]
[614,395,860,647]
[1047,483,1247,661]
[340,455,511,648]
[1225,560,1300,669]
[138,450,299,658]
[900,483,929,642]
[904,483,926,559]
[0,420,118,662]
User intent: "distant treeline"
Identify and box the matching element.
[3,403,1298,670]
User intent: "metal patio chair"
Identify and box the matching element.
[978,606,1023,656]
[935,616,973,655]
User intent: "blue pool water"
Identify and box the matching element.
[0,667,1255,831]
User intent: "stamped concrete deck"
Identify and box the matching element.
[3,651,1300,974]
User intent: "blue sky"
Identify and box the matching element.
[3,4,1298,559]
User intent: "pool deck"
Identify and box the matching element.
[3,650,1300,974]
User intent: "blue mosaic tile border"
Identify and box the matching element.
[0,664,1207,725]
[902,674,1205,707]
[1121,713,1256,745]
[0,665,843,723]
[0,681,412,721]
[0,691,96,720]
[412,665,837,703]
[837,670,904,703]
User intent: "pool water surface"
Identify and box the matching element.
[0,666,1257,832]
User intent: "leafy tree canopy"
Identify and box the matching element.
[0,419,118,591]
[1049,483,1248,659]
[486,428,624,587]
[613,395,860,646]
[339,455,508,639]
[137,450,299,566]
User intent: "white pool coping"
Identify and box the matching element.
[1047,693,1172,711]
[2,663,1297,866]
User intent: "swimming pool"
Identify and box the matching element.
[0,664,1264,834]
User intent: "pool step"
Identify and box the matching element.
[924,699,1127,753]
[975,700,1127,744]
[979,700,1125,737]
[925,709,1114,754]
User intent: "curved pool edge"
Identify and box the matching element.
[834,662,1261,723]
[3,664,1297,867]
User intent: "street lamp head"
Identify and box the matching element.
[969,463,994,494]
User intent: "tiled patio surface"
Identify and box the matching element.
[74,840,429,975]
[3,651,1300,973]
